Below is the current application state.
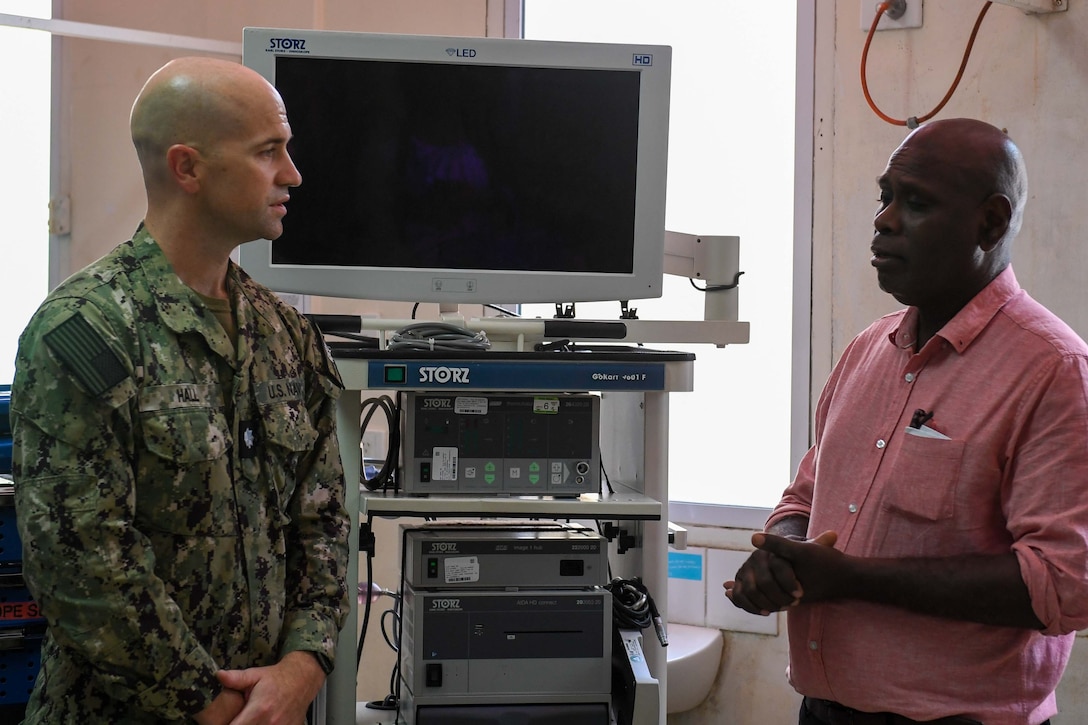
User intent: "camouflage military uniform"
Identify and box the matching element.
[11,227,351,723]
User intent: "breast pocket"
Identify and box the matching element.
[138,406,234,535]
[882,433,966,522]
[241,400,318,513]
[142,406,229,464]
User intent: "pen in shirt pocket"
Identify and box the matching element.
[909,408,933,429]
[906,408,950,440]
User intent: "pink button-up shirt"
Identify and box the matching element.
[769,267,1088,725]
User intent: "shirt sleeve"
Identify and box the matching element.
[765,335,862,531]
[276,322,352,669]
[11,300,223,719]
[1004,353,1088,636]
[766,446,815,531]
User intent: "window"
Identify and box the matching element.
[0,0,51,384]
[522,1,810,513]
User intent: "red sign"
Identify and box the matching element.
[0,600,42,620]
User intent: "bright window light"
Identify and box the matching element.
[0,0,51,384]
[523,0,797,508]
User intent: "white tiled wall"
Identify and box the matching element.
[667,546,778,636]
[706,548,777,635]
[667,547,708,625]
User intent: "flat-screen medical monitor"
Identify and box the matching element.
[240,28,671,305]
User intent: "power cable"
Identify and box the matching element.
[387,322,491,352]
[359,394,400,492]
[861,1,993,128]
[605,577,668,648]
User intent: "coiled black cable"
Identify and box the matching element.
[606,577,668,647]
[360,393,400,492]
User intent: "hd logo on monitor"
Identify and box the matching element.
[632,53,653,66]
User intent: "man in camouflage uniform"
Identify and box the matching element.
[11,57,351,724]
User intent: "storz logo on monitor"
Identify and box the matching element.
[632,53,653,66]
[446,47,477,58]
[267,37,309,54]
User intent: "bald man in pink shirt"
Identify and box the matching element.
[727,118,1088,725]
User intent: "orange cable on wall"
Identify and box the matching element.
[861,1,994,127]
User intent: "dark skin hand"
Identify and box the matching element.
[723,515,811,615]
[725,516,1043,630]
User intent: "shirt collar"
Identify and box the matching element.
[132,226,212,336]
[888,266,1022,354]
[228,262,285,339]
[133,226,282,342]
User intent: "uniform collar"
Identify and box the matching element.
[133,226,283,350]
[228,261,285,340]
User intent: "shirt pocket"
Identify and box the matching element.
[137,406,234,535]
[242,400,319,511]
[881,433,966,522]
[141,406,229,464]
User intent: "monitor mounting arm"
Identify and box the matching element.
[662,232,742,323]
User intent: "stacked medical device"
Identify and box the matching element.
[401,392,601,496]
[396,521,614,724]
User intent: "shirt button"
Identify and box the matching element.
[876,439,886,449]
[848,503,858,513]
[905,372,915,382]
[809,641,819,651]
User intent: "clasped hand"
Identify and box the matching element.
[724,530,839,616]
[195,651,326,725]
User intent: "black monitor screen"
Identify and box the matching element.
[273,56,642,275]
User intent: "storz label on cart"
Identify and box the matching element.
[419,365,471,384]
[368,360,666,390]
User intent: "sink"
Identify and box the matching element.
[666,623,723,714]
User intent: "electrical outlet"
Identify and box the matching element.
[860,0,923,31]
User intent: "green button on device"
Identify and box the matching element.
[383,364,408,384]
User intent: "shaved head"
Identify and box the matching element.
[129,56,301,263]
[896,118,1028,244]
[130,57,283,188]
